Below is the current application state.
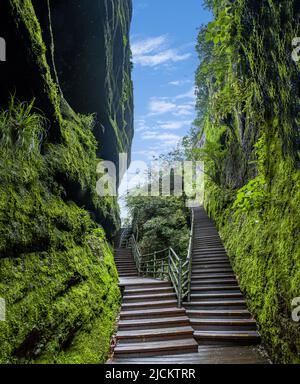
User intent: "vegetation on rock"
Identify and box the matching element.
[189,0,300,363]
[0,0,133,363]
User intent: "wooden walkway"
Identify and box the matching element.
[110,208,269,364]
[183,207,261,345]
[112,250,198,359]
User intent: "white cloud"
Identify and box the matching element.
[141,131,182,147]
[132,35,192,68]
[131,35,168,56]
[134,50,191,67]
[169,80,192,86]
[148,99,177,115]
[175,87,196,100]
[147,87,196,117]
[173,105,194,117]
[135,118,149,132]
[148,98,194,117]
[158,120,192,130]
[133,149,159,160]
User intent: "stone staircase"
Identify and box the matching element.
[114,248,198,362]
[183,207,261,345]
[110,208,267,364]
[113,248,198,359]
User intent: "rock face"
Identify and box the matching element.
[0,0,133,363]
[194,0,300,363]
[50,0,134,170]
[0,0,133,176]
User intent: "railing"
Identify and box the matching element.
[127,234,143,275]
[122,209,194,307]
[185,208,194,302]
[119,227,132,248]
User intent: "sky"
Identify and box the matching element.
[119,0,212,219]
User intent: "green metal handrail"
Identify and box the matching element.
[123,209,194,307]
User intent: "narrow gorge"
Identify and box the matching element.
[0,0,299,366]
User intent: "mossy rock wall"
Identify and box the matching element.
[0,0,133,363]
[195,0,300,363]
[50,0,134,173]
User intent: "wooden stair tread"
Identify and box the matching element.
[118,316,190,328]
[192,274,235,279]
[191,285,239,290]
[186,309,251,317]
[194,330,260,338]
[124,287,173,295]
[120,307,186,317]
[122,300,177,308]
[123,280,170,287]
[184,299,246,305]
[190,318,256,325]
[117,326,193,338]
[190,293,243,299]
[123,293,175,301]
[114,338,198,354]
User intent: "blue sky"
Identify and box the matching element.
[119,0,211,216]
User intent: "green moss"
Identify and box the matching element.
[0,100,121,363]
[192,0,300,363]
[0,0,125,363]
[11,0,62,124]
[104,0,134,154]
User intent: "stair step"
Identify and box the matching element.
[192,268,233,274]
[190,292,243,300]
[120,307,186,320]
[192,249,226,253]
[191,285,239,292]
[190,318,257,331]
[190,279,237,286]
[124,281,171,289]
[194,330,260,345]
[192,274,235,280]
[118,316,190,330]
[124,287,174,296]
[185,309,251,319]
[183,299,247,309]
[123,293,176,302]
[118,272,138,276]
[114,339,198,357]
[122,300,177,310]
[192,260,230,266]
[193,255,228,260]
[193,258,229,263]
[117,327,194,343]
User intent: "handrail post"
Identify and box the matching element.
[187,209,194,302]
[154,252,157,278]
[178,258,182,308]
[168,248,171,279]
